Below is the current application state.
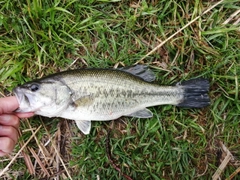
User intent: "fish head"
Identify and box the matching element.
[13,79,72,117]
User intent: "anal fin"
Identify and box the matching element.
[75,120,91,135]
[125,108,153,118]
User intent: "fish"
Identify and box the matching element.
[13,65,210,134]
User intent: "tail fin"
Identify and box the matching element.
[177,78,210,108]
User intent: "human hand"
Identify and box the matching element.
[0,96,34,157]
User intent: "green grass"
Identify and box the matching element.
[0,0,240,179]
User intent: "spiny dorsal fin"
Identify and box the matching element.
[118,65,156,82]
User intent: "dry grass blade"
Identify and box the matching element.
[42,122,73,180]
[29,147,50,177]
[18,130,35,175]
[227,166,240,180]
[56,122,61,180]
[223,9,240,25]
[106,130,133,180]
[136,0,225,63]
[26,119,48,159]
[0,126,42,177]
[212,142,234,180]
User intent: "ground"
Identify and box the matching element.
[0,0,240,179]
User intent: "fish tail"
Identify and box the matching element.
[177,78,210,108]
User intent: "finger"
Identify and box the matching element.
[0,125,19,144]
[0,125,19,143]
[0,114,20,128]
[0,137,16,157]
[0,150,8,157]
[15,112,35,118]
[0,96,19,114]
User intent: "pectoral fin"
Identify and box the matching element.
[75,120,91,134]
[72,95,94,107]
[126,108,153,118]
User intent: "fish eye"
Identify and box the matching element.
[29,84,39,92]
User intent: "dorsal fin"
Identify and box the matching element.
[118,65,156,82]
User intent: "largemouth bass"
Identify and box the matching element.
[13,65,210,134]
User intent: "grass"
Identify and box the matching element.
[0,0,240,179]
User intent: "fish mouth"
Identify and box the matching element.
[13,87,30,112]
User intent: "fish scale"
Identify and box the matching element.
[67,80,181,115]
